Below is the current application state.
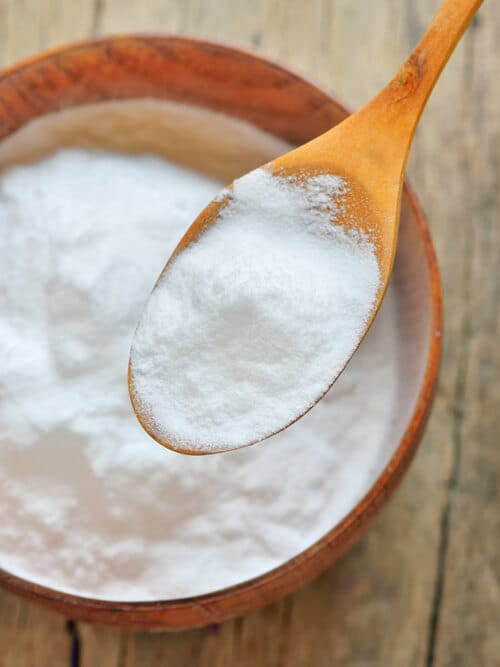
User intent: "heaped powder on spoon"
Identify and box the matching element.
[131,168,381,452]
[0,101,399,601]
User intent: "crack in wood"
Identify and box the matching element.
[66,620,81,667]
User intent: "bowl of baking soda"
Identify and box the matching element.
[0,36,442,629]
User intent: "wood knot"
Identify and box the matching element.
[390,52,426,103]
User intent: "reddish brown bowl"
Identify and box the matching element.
[0,35,441,629]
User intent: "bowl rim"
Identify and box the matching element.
[0,34,442,627]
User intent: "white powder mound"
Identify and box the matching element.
[0,147,398,602]
[131,168,381,452]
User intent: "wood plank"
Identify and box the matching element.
[93,0,187,35]
[78,626,125,667]
[433,2,500,665]
[0,0,96,65]
[0,589,70,667]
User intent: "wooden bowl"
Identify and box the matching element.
[0,36,442,629]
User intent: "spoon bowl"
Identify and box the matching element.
[129,0,481,455]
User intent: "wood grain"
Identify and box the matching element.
[0,0,497,665]
[0,589,70,667]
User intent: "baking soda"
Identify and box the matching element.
[0,104,399,601]
[131,168,380,452]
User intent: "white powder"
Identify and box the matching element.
[0,117,399,601]
[131,168,380,453]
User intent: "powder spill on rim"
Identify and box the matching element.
[0,102,400,601]
[130,167,381,452]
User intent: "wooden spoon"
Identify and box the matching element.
[129,0,482,455]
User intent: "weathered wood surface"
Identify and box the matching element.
[0,0,498,665]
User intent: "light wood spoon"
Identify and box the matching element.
[129,0,482,455]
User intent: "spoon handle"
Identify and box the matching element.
[367,0,483,155]
[302,0,484,288]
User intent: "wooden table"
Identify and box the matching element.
[0,1,498,665]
